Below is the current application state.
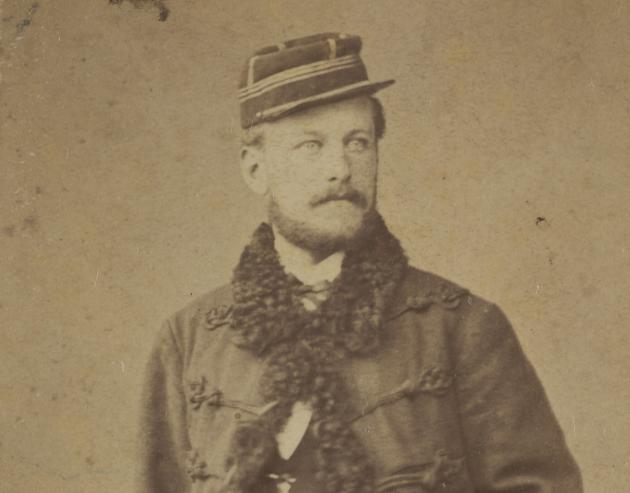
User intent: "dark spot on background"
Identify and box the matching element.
[536,216,547,226]
[16,18,31,33]
[35,186,43,195]
[22,214,39,232]
[85,456,95,466]
[15,3,39,35]
[2,225,16,237]
[109,0,169,22]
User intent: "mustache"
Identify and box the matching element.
[309,188,368,208]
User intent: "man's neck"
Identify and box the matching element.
[272,225,344,286]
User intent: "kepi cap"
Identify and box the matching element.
[238,32,395,128]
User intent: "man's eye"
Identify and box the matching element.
[297,140,322,152]
[346,138,369,152]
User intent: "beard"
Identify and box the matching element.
[268,196,378,257]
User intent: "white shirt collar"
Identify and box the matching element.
[272,227,344,286]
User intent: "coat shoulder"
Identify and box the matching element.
[395,266,507,336]
[397,265,475,312]
[402,265,469,294]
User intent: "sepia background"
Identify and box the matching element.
[1,0,629,491]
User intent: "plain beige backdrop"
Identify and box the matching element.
[1,0,629,491]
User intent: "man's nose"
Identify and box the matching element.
[324,144,351,183]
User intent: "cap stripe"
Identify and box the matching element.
[327,38,337,59]
[238,54,360,100]
[239,61,360,103]
[239,54,359,98]
[246,55,260,87]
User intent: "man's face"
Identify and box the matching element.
[254,96,379,253]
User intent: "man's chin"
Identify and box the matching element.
[269,203,376,255]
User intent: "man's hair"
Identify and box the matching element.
[241,96,386,148]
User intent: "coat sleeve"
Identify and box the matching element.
[136,319,191,493]
[453,302,582,492]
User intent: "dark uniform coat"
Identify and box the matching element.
[137,266,582,493]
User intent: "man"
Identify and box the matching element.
[137,32,582,493]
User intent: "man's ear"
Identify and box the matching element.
[240,145,268,195]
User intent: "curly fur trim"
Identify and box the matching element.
[225,212,408,493]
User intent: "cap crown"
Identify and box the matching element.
[238,33,394,128]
